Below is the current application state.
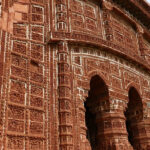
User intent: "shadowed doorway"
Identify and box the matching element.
[84,75,109,150]
[124,87,143,149]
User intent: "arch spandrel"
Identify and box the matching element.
[126,82,142,97]
[79,70,110,102]
[87,70,110,87]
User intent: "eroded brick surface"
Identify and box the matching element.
[0,0,150,150]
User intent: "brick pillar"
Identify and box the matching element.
[78,89,91,150]
[129,102,150,150]
[56,0,67,31]
[102,1,113,41]
[58,41,73,150]
[137,25,147,58]
[138,33,145,56]
[94,98,133,150]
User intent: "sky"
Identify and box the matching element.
[146,0,150,3]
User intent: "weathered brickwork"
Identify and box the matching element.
[0,0,150,150]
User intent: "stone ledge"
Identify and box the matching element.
[48,31,150,73]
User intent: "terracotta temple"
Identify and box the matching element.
[0,0,150,149]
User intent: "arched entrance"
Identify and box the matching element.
[84,75,109,150]
[124,87,143,149]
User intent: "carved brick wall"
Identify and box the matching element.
[0,0,51,149]
[70,45,150,150]
[0,0,150,150]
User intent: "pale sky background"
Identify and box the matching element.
[146,0,150,3]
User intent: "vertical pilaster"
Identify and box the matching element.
[56,0,67,31]
[102,1,113,41]
[58,41,73,150]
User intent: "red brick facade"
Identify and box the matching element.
[0,0,150,149]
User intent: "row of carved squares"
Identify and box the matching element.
[69,0,96,16]
[11,40,45,62]
[71,47,149,81]
[13,3,45,23]
[9,81,45,106]
[13,23,45,42]
[7,136,44,150]
[7,94,45,108]
[7,105,44,121]
[71,47,107,58]
[10,67,44,83]
[10,55,45,75]
[7,120,45,135]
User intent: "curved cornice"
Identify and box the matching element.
[106,0,150,30]
[48,31,150,73]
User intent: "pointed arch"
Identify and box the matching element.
[84,74,109,149]
[124,86,144,149]
[87,70,109,88]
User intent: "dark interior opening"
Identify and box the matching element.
[125,113,134,146]
[124,87,143,148]
[84,75,109,150]
[84,100,97,149]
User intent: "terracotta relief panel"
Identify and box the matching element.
[30,96,43,108]
[11,54,28,79]
[7,136,24,150]
[30,110,43,122]
[110,12,138,54]
[9,79,27,105]
[111,76,122,89]
[0,0,47,149]
[123,71,140,88]
[71,45,150,149]
[8,120,25,133]
[71,45,150,100]
[12,40,27,55]
[30,84,44,97]
[110,62,120,77]
[11,66,28,79]
[7,106,25,132]
[30,61,44,83]
[11,54,27,69]
[31,43,44,62]
[31,5,44,23]
[30,122,43,135]
[69,0,102,36]
[13,23,28,39]
[29,138,44,150]
[0,0,150,149]
[31,25,44,42]
[8,106,25,120]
